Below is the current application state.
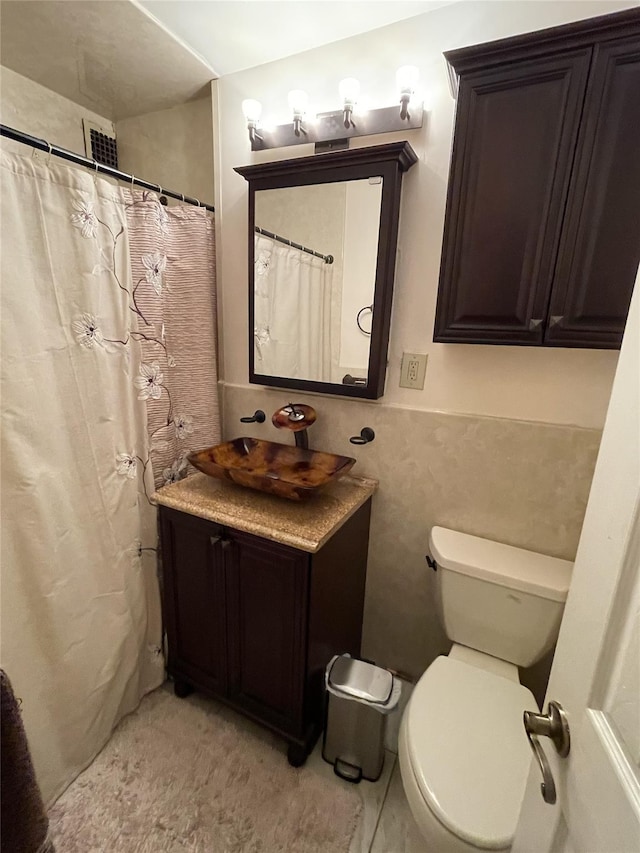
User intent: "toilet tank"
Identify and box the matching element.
[429,527,573,668]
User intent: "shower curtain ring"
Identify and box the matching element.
[181,193,185,203]
[195,198,201,207]
[46,142,53,165]
[131,174,135,187]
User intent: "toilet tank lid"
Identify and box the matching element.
[429,527,573,602]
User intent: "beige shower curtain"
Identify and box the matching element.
[254,233,333,382]
[0,151,219,804]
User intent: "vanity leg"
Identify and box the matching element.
[287,742,308,767]
[173,679,193,699]
[287,724,321,767]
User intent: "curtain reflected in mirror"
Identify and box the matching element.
[254,179,383,384]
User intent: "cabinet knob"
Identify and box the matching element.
[528,318,543,331]
[549,315,564,328]
[221,539,232,550]
[210,535,221,546]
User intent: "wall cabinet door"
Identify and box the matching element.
[224,531,309,736]
[435,11,640,349]
[545,36,640,348]
[434,49,592,345]
[160,508,227,696]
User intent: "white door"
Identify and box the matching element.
[513,274,640,853]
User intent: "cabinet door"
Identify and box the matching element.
[225,530,309,737]
[434,49,592,344]
[159,508,227,695]
[546,36,640,348]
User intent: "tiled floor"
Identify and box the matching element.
[369,763,427,853]
[302,734,425,852]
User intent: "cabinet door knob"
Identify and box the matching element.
[528,318,543,330]
[210,535,221,546]
[221,539,232,550]
[549,315,564,328]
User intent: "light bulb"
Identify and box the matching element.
[288,89,309,137]
[241,99,262,122]
[396,65,420,96]
[287,89,309,116]
[242,99,263,146]
[338,77,360,106]
[338,78,359,129]
[396,66,419,120]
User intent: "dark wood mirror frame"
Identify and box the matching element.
[235,141,418,400]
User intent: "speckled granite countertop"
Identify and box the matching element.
[152,473,378,553]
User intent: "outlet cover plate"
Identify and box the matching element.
[400,352,427,390]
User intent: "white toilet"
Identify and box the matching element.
[399,526,573,853]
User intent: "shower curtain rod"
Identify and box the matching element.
[255,225,333,264]
[0,124,215,212]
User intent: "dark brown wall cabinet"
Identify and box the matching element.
[435,10,640,348]
[159,502,371,765]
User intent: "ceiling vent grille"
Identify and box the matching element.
[82,119,118,169]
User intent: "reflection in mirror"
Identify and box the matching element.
[235,141,418,399]
[253,179,383,384]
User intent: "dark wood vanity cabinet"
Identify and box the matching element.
[224,530,309,736]
[434,10,640,348]
[158,501,371,764]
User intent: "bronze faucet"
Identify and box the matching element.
[271,403,316,449]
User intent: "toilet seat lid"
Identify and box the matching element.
[405,656,534,850]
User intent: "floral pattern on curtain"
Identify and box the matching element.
[124,193,220,489]
[0,152,219,805]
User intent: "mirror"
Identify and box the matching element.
[235,141,417,399]
[254,179,382,385]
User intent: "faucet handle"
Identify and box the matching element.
[349,427,375,445]
[285,402,306,422]
[240,409,266,424]
[272,403,316,431]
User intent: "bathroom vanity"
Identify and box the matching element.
[154,472,376,765]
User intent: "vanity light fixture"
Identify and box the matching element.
[287,90,309,137]
[242,99,263,144]
[241,68,423,152]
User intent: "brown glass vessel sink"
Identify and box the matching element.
[188,437,356,501]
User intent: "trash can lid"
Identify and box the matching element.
[328,656,394,704]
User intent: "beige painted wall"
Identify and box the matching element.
[216,0,634,429]
[0,65,113,156]
[116,98,215,207]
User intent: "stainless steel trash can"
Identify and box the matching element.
[322,655,401,783]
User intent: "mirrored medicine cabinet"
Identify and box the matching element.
[235,141,417,399]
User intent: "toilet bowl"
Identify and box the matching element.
[399,528,573,852]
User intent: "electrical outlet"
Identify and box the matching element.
[400,352,428,389]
